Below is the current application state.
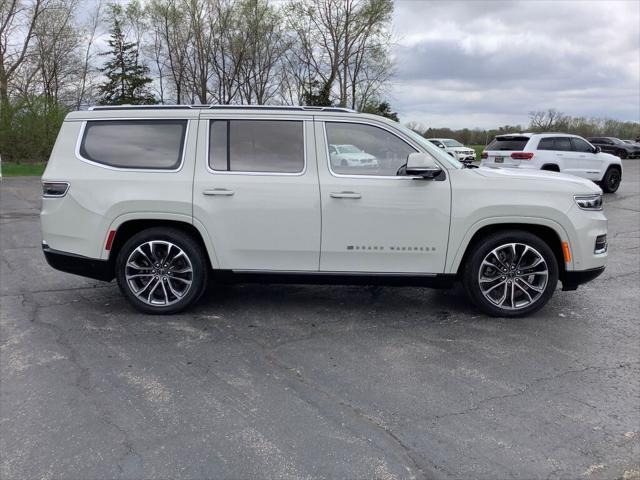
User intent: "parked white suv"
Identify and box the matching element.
[480,133,623,193]
[427,138,476,163]
[41,106,608,317]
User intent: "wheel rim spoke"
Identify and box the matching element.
[478,242,548,311]
[125,240,194,307]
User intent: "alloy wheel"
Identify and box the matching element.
[125,240,193,306]
[478,242,549,311]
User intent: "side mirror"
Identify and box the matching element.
[594,146,601,153]
[438,144,445,148]
[406,152,443,178]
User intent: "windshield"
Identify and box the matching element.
[398,125,463,169]
[337,145,362,153]
[443,139,464,147]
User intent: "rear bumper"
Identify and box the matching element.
[42,243,114,282]
[561,266,605,291]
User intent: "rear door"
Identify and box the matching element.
[483,135,530,167]
[550,136,581,174]
[193,113,320,271]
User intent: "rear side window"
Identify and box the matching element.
[554,137,572,151]
[537,138,555,150]
[486,136,530,151]
[80,120,187,169]
[209,120,304,173]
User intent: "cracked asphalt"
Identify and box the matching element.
[1,162,639,480]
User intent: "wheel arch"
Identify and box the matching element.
[104,215,219,269]
[450,220,570,279]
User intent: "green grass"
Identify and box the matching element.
[1,162,46,177]
[470,145,486,160]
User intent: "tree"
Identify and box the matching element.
[362,100,397,121]
[98,5,155,105]
[529,109,569,131]
[286,0,393,109]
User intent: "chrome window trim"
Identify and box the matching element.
[321,119,437,180]
[74,118,190,173]
[205,118,307,177]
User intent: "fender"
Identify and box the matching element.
[101,212,220,268]
[446,215,574,274]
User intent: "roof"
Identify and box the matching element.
[88,104,356,113]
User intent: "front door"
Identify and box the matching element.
[316,119,451,274]
[571,137,603,180]
[193,115,320,271]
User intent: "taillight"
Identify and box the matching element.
[42,182,69,197]
[511,152,534,160]
[480,151,488,159]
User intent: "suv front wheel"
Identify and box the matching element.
[116,228,208,314]
[463,231,559,317]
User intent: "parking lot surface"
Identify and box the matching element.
[1,163,639,480]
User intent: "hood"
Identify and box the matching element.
[336,152,376,160]
[475,166,602,193]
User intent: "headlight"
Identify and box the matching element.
[574,194,603,211]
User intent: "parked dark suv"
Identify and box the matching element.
[588,137,640,159]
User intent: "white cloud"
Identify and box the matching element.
[390,0,640,128]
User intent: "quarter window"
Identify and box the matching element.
[79,120,187,169]
[325,122,417,176]
[209,120,304,173]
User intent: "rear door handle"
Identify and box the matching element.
[330,191,362,199]
[203,188,235,196]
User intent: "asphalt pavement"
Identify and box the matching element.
[1,162,639,479]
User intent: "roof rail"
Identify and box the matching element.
[88,104,357,113]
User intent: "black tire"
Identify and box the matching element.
[617,149,627,160]
[462,230,559,317]
[601,167,621,193]
[116,227,208,314]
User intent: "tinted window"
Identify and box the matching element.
[209,120,303,173]
[80,120,187,169]
[554,137,572,151]
[486,136,529,151]
[325,122,417,176]
[537,138,555,150]
[571,138,593,152]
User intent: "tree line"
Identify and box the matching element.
[408,110,639,146]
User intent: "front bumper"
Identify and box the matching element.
[43,243,114,282]
[561,266,605,291]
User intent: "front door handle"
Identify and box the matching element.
[203,188,235,196]
[330,191,362,199]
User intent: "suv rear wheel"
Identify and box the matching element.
[601,167,621,193]
[116,228,208,314]
[462,231,558,317]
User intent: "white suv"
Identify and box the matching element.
[41,106,608,317]
[480,133,623,193]
[427,138,476,163]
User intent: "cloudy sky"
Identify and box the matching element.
[390,0,640,128]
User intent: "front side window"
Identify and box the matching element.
[571,138,593,152]
[325,122,417,176]
[209,120,304,173]
[80,120,187,169]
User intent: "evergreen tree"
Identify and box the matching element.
[98,7,156,105]
[362,101,399,122]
